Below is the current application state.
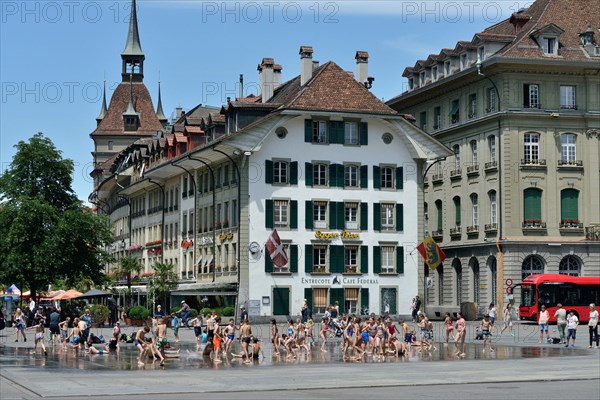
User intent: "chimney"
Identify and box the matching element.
[258,57,275,103]
[176,107,184,119]
[355,51,369,85]
[273,64,282,90]
[300,45,313,86]
[312,60,320,70]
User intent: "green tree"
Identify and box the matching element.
[118,256,142,306]
[0,133,114,300]
[146,262,179,311]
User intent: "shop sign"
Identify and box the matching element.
[219,232,234,242]
[314,230,360,241]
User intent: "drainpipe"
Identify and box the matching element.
[171,163,197,278]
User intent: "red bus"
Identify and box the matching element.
[518,274,600,323]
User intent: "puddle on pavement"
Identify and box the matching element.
[0,339,587,371]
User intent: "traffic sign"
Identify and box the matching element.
[505,278,513,286]
[506,287,512,294]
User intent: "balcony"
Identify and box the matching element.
[432,173,444,184]
[585,225,600,241]
[484,161,498,172]
[520,159,547,170]
[466,225,479,235]
[449,226,462,238]
[431,229,443,240]
[522,220,547,233]
[484,223,498,233]
[467,164,480,177]
[557,160,583,171]
[450,169,462,180]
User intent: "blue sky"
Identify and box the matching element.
[0,0,531,201]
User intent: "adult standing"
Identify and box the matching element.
[488,303,497,325]
[565,310,578,348]
[588,303,599,349]
[239,306,248,324]
[538,305,550,343]
[554,303,567,344]
[13,308,26,342]
[499,303,515,337]
[300,302,310,324]
[412,296,421,322]
[49,307,61,346]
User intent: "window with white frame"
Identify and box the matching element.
[432,66,438,81]
[461,53,468,70]
[444,61,451,76]
[478,46,485,61]
[524,133,540,162]
[524,84,539,108]
[468,93,477,118]
[560,86,576,109]
[344,122,359,145]
[312,120,327,143]
[489,191,497,225]
[433,107,441,130]
[313,201,328,229]
[470,140,478,165]
[408,78,414,91]
[273,161,288,184]
[561,134,576,162]
[542,37,557,55]
[381,246,395,273]
[453,144,461,169]
[488,136,496,163]
[381,166,394,189]
[419,71,426,86]
[345,202,359,230]
[313,245,328,273]
[273,200,289,228]
[344,246,358,273]
[487,88,497,113]
[471,193,479,227]
[313,163,328,187]
[344,165,359,188]
[381,203,395,231]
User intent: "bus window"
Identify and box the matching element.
[522,285,535,307]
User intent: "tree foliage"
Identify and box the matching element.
[0,133,114,299]
[146,262,179,310]
[118,256,143,305]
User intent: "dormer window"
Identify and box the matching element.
[460,54,468,70]
[419,71,426,87]
[477,47,485,62]
[444,61,451,76]
[432,66,438,82]
[408,77,414,91]
[543,37,557,55]
[579,26,595,45]
[124,116,138,131]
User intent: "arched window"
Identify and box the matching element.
[488,256,497,305]
[454,259,463,305]
[523,188,542,223]
[561,134,576,163]
[470,257,480,304]
[560,189,579,224]
[489,190,497,225]
[453,196,461,227]
[522,255,544,280]
[471,193,479,227]
[559,256,581,276]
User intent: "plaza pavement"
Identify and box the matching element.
[1,321,598,399]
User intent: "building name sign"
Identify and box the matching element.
[314,230,360,241]
[301,276,379,285]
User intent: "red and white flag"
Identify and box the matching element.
[266,229,288,269]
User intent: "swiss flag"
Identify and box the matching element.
[266,229,288,269]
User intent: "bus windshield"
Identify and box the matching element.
[521,285,536,307]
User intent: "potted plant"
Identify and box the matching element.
[90,304,110,328]
[127,306,150,326]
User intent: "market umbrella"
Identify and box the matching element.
[53,289,83,300]
[40,290,65,300]
[78,288,113,299]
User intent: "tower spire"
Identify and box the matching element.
[96,80,108,125]
[155,80,168,125]
[121,0,145,82]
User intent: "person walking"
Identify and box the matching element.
[480,314,494,353]
[565,310,578,348]
[27,315,47,355]
[454,312,466,356]
[554,303,567,344]
[443,312,454,345]
[538,305,550,343]
[488,303,498,326]
[588,303,599,349]
[48,307,61,346]
[499,303,515,337]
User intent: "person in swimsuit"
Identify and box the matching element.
[342,316,355,359]
[212,317,223,363]
[239,319,252,360]
[306,314,315,347]
[189,314,204,351]
[88,343,110,355]
[27,316,47,355]
[270,319,279,355]
[454,312,466,356]
[249,336,264,363]
[156,316,169,354]
[223,318,236,356]
[135,326,150,366]
[444,312,454,345]
[386,336,408,357]
[360,320,371,355]
[374,318,385,358]
[295,319,310,354]
[320,317,329,352]
[480,314,494,353]
[58,317,70,350]
[66,317,82,351]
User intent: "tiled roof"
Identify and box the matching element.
[91,82,163,136]
[283,62,397,115]
[209,113,225,123]
[184,126,203,134]
[174,133,187,142]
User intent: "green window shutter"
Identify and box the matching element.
[290,245,298,273]
[330,288,345,313]
[265,160,273,184]
[360,245,368,274]
[272,287,289,316]
[329,201,337,229]
[437,202,443,231]
[265,199,274,228]
[373,203,381,231]
[304,288,313,310]
[360,165,368,189]
[360,203,368,231]
[328,121,338,144]
[396,166,403,190]
[360,288,369,315]
[305,119,312,142]
[290,161,298,185]
[360,122,368,145]
[265,251,273,273]
[290,200,298,229]
[396,246,404,274]
[336,202,345,230]
[329,164,337,187]
[305,244,313,273]
[560,189,579,221]
[373,166,381,189]
[373,246,381,274]
[337,164,345,188]
[455,198,461,226]
[396,203,404,232]
[524,188,542,220]
[305,162,313,187]
[330,245,342,273]
[305,200,314,230]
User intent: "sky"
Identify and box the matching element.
[0,0,532,202]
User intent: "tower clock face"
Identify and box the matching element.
[249,242,261,254]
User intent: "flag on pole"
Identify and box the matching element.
[266,229,288,269]
[417,236,446,270]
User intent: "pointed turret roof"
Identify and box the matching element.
[96,80,108,124]
[122,0,144,58]
[155,81,167,123]
[123,74,139,117]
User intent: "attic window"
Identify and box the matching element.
[478,47,485,61]
[444,61,451,76]
[124,116,138,131]
[542,37,557,55]
[419,71,426,87]
[460,54,468,70]
[408,78,414,91]
[432,66,438,82]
